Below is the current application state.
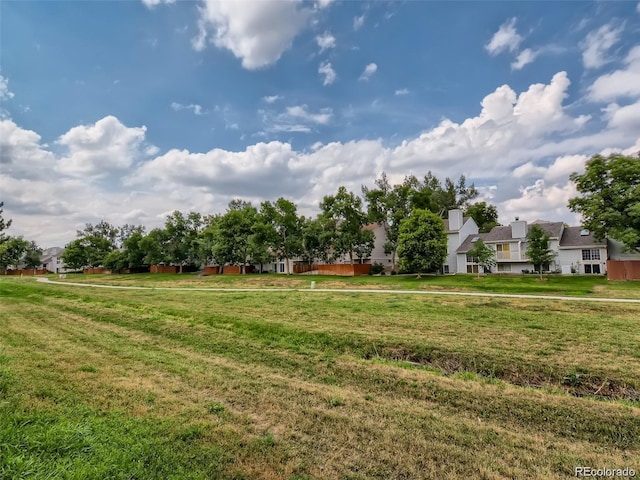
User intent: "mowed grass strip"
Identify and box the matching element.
[49,271,640,298]
[1,278,639,479]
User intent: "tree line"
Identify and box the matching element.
[59,173,490,274]
[1,152,636,275]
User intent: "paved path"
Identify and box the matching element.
[35,277,640,304]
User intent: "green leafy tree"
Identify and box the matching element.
[397,209,447,277]
[164,211,189,273]
[118,224,146,248]
[0,201,12,242]
[198,215,221,266]
[61,239,87,271]
[301,216,334,263]
[23,241,43,274]
[465,202,500,233]
[140,229,168,269]
[77,220,119,248]
[213,200,258,273]
[320,186,374,264]
[526,225,556,279]
[62,236,111,270]
[405,173,478,216]
[0,237,28,273]
[466,239,496,278]
[568,153,640,252]
[258,198,303,274]
[103,250,128,273]
[122,232,146,269]
[362,172,414,271]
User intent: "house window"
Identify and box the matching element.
[497,264,510,273]
[496,243,511,260]
[466,255,478,263]
[582,249,601,261]
[466,265,479,274]
[280,263,285,273]
[443,265,450,274]
[592,264,601,274]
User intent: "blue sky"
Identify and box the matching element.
[1,0,639,247]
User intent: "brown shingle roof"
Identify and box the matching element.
[456,233,490,253]
[559,226,606,248]
[478,222,564,242]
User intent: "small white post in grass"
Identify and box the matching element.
[311,281,316,289]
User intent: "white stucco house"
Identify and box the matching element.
[557,227,607,274]
[443,209,479,274]
[41,246,69,273]
[328,209,477,273]
[456,220,610,275]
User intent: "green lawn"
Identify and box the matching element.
[1,277,639,479]
[49,271,640,298]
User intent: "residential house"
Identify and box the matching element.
[456,219,564,274]
[443,209,479,274]
[41,246,68,273]
[557,227,607,274]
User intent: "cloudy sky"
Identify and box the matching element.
[1,0,639,247]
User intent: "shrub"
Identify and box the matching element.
[370,262,385,275]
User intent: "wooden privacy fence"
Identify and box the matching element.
[607,260,640,280]
[316,264,372,276]
[5,269,48,275]
[222,265,255,274]
[84,267,108,274]
[293,263,317,274]
[150,265,197,274]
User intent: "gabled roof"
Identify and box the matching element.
[559,227,606,248]
[456,233,490,253]
[444,216,471,233]
[479,222,564,242]
[42,246,64,256]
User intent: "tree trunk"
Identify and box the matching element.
[285,256,290,275]
[179,264,183,274]
[349,251,354,265]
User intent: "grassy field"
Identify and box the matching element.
[49,271,640,298]
[1,276,639,479]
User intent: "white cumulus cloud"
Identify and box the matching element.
[580,23,624,69]
[56,116,148,177]
[141,0,175,8]
[511,48,540,71]
[192,0,310,70]
[262,95,282,104]
[316,32,336,52]
[395,88,409,96]
[318,61,336,86]
[588,46,640,101]
[485,18,522,56]
[171,102,207,115]
[353,15,365,31]
[359,63,378,81]
[0,75,15,101]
